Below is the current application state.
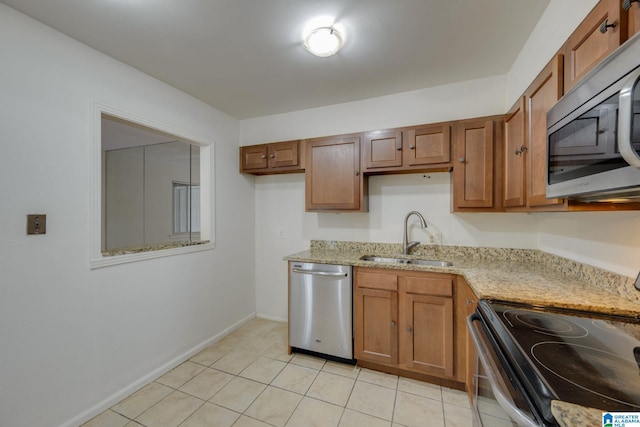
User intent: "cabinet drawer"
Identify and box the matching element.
[403,274,453,297]
[356,270,398,291]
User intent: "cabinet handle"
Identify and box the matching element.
[406,326,413,333]
[390,321,396,328]
[599,19,617,34]
[261,155,267,159]
[514,145,528,156]
[465,299,476,306]
[269,154,275,158]
[355,171,360,177]
[623,0,640,10]
[458,157,465,163]
[409,144,416,150]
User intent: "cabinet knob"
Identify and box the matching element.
[409,144,416,150]
[355,171,360,177]
[623,0,640,11]
[465,299,476,306]
[390,321,396,328]
[406,326,413,333]
[269,154,275,158]
[599,18,617,34]
[458,157,465,163]
[261,155,267,159]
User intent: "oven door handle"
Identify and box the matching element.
[467,314,539,427]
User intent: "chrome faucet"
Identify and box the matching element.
[403,211,428,255]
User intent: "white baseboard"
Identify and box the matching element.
[256,313,287,323]
[61,312,256,427]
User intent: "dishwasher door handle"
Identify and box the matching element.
[291,268,349,277]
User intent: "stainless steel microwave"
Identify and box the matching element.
[546,32,640,202]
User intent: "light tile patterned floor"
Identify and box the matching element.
[82,318,476,427]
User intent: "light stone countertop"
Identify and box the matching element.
[285,240,640,426]
[285,240,640,317]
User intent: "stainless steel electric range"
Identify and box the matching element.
[468,300,640,426]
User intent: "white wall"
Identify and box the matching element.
[244,0,640,321]
[0,5,254,427]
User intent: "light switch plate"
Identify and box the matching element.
[27,214,46,235]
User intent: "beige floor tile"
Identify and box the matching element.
[210,377,266,413]
[271,363,319,394]
[179,368,235,400]
[477,395,512,420]
[346,381,396,421]
[156,361,206,389]
[231,415,272,427]
[289,353,326,370]
[239,356,287,384]
[441,387,470,408]
[443,402,473,427]
[393,391,445,427]
[82,410,130,427]
[190,345,228,366]
[261,342,294,363]
[111,382,173,419]
[306,371,355,406]
[322,361,360,379]
[285,396,343,427]
[212,350,257,375]
[244,386,303,427]
[180,402,241,427]
[136,390,204,427]
[397,377,442,401]
[338,409,391,427]
[124,422,145,427]
[357,368,398,389]
[474,413,517,427]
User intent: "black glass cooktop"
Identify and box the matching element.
[478,300,640,417]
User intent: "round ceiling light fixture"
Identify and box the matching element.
[303,26,344,57]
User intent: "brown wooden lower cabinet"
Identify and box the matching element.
[354,267,467,386]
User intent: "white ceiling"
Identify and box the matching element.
[2,0,550,119]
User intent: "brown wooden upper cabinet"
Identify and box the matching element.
[362,125,451,173]
[305,134,368,212]
[504,55,565,210]
[562,0,628,94]
[452,118,504,212]
[240,140,303,175]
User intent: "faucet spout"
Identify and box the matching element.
[403,211,428,255]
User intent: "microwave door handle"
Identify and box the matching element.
[618,68,640,168]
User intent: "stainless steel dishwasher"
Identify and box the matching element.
[289,262,353,362]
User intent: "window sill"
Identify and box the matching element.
[91,240,212,269]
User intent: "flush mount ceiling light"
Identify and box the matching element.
[303,26,344,57]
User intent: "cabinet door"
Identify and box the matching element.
[504,98,526,208]
[405,125,451,166]
[563,0,626,93]
[362,129,403,170]
[457,278,478,400]
[400,293,454,377]
[305,135,366,211]
[526,55,565,208]
[268,141,299,169]
[240,145,268,171]
[453,120,495,209]
[354,286,398,365]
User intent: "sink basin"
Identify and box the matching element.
[359,255,452,267]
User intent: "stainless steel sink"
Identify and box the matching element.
[359,255,452,267]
